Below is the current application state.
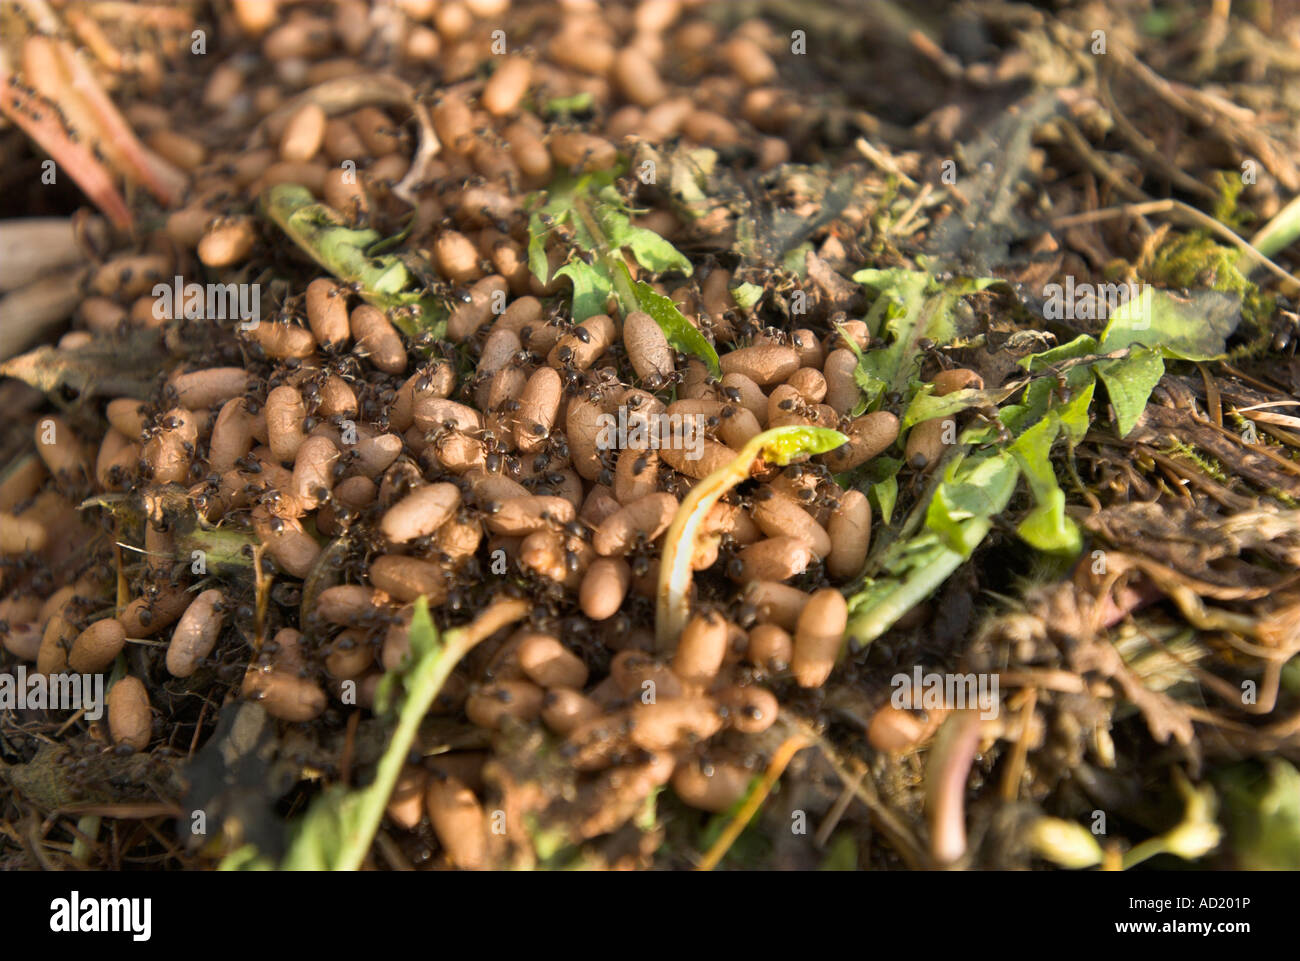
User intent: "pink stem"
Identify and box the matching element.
[0,74,132,229]
[925,711,984,866]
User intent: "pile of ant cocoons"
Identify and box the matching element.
[0,0,983,864]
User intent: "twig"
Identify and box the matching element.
[814,767,864,848]
[1055,120,1149,205]
[1197,363,1223,429]
[785,715,930,869]
[696,733,808,872]
[855,137,918,190]
[999,688,1036,801]
[255,74,440,207]
[1097,65,1217,201]
[890,182,933,237]
[1052,199,1300,289]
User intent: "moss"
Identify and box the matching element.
[1210,170,1251,232]
[1163,439,1228,484]
[1141,232,1275,339]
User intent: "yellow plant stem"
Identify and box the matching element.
[696,734,809,872]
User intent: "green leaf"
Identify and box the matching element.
[1000,363,1095,437]
[852,365,887,410]
[848,452,1018,644]
[1056,378,1096,448]
[1016,485,1078,554]
[595,190,692,276]
[730,282,763,311]
[1008,412,1080,554]
[556,260,613,321]
[924,451,1021,556]
[622,223,694,274]
[1018,334,1099,371]
[1094,346,1164,437]
[758,425,848,466]
[526,169,694,323]
[854,267,933,313]
[274,598,443,869]
[871,474,898,526]
[1100,287,1240,361]
[541,91,594,117]
[527,212,551,283]
[902,382,1021,430]
[408,602,443,661]
[849,269,996,406]
[225,597,527,871]
[260,184,445,338]
[620,263,720,376]
[1216,760,1300,870]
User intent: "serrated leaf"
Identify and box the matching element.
[850,269,996,406]
[556,260,613,321]
[902,382,1022,430]
[1094,346,1164,437]
[527,169,695,323]
[260,184,445,338]
[620,263,720,375]
[1008,413,1081,554]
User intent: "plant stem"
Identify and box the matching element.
[330,596,530,871]
[696,733,808,872]
[572,194,637,317]
[848,519,992,645]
